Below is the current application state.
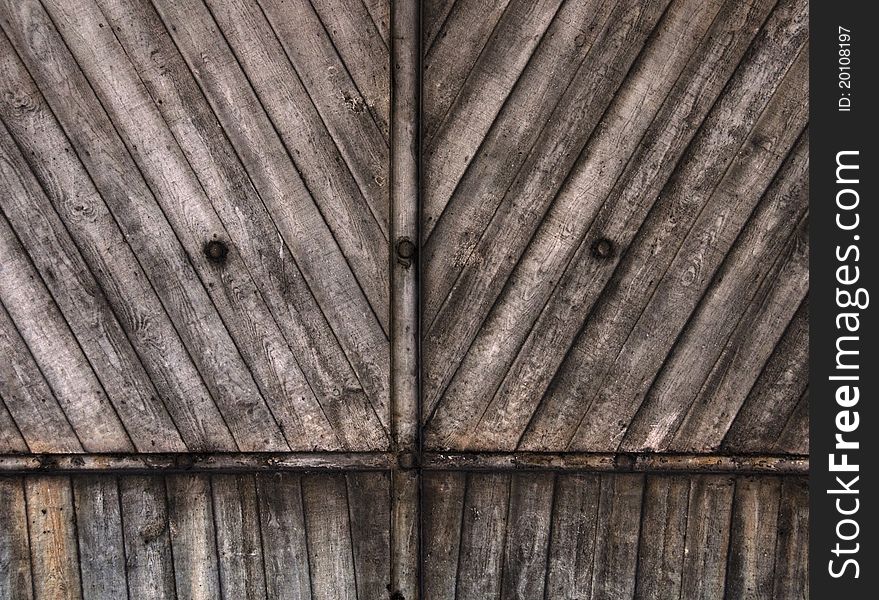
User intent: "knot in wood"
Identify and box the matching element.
[591,237,615,259]
[203,239,228,264]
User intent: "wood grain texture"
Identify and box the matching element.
[0,478,33,599]
[72,476,128,600]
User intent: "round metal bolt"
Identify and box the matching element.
[591,237,614,259]
[204,239,228,263]
[396,237,416,260]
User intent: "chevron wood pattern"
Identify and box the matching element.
[422,0,809,455]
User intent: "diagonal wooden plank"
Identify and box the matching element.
[422,0,565,229]
[1,124,186,453]
[666,216,808,451]
[310,0,389,141]
[24,476,82,600]
[523,0,808,451]
[427,0,743,449]
[723,300,808,454]
[422,0,669,419]
[423,0,456,52]
[0,213,132,452]
[152,0,391,430]
[255,474,312,600]
[724,476,782,600]
[422,0,617,243]
[37,0,337,450]
[0,478,33,598]
[0,9,282,452]
[0,298,82,454]
[360,0,389,47]
[622,134,808,452]
[211,474,268,600]
[0,395,29,454]
[94,0,387,450]
[634,476,689,599]
[772,388,808,455]
[72,476,129,600]
[119,476,176,600]
[423,0,512,147]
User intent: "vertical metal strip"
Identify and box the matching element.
[390,0,420,598]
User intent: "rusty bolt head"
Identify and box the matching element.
[397,237,416,260]
[397,452,418,470]
[204,239,228,263]
[591,237,614,259]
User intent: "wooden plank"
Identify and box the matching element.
[423,0,564,228]
[301,474,358,600]
[623,134,809,452]
[589,474,644,599]
[0,123,185,453]
[0,299,81,453]
[151,0,391,430]
[0,5,278,452]
[725,476,782,600]
[427,0,737,448]
[423,0,512,147]
[345,473,390,600]
[361,0,389,47]
[668,216,809,451]
[422,0,617,241]
[723,300,809,453]
[455,473,510,600]
[422,472,466,600]
[500,473,555,600]
[634,476,689,599]
[544,474,601,598]
[0,397,28,454]
[119,476,176,600]
[0,211,131,453]
[423,0,456,51]
[566,28,810,453]
[678,475,735,599]
[166,475,222,600]
[211,474,267,600]
[24,476,82,600]
[423,0,670,420]
[72,476,128,600]
[771,477,808,598]
[522,0,808,451]
[310,0,390,140]
[255,474,312,600]
[95,0,387,450]
[40,0,340,452]
[773,389,809,455]
[0,478,33,599]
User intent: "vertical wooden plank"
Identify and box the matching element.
[634,476,689,600]
[301,475,357,600]
[166,475,221,600]
[119,476,176,600]
[771,477,809,599]
[500,473,555,600]
[590,474,644,600]
[456,473,511,600]
[679,475,735,599]
[255,474,312,600]
[211,474,267,600]
[725,476,782,599]
[24,476,82,600]
[544,474,601,598]
[72,476,128,600]
[0,478,33,599]
[346,473,390,600]
[422,472,466,600]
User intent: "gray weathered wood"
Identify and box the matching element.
[544,474,601,598]
[589,474,644,599]
[0,478,33,599]
[679,475,735,599]
[72,476,129,600]
[24,476,82,600]
[499,473,554,600]
[774,389,809,455]
[422,472,466,600]
[455,473,510,600]
[255,474,313,600]
[0,2,281,452]
[211,474,267,600]
[423,0,456,51]
[345,473,390,600]
[301,475,358,600]
[0,397,28,454]
[634,476,689,599]
[166,475,222,600]
[725,476,782,600]
[771,477,809,599]
[119,476,176,600]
